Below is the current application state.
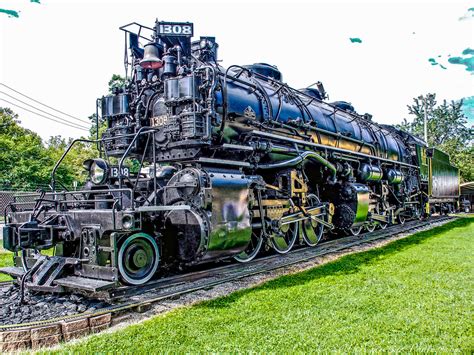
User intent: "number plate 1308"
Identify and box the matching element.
[157,22,193,37]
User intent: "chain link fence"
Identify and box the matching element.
[0,190,37,221]
[0,184,81,222]
[0,185,60,222]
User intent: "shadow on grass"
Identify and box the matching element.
[203,217,474,309]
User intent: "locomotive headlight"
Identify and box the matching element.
[122,214,135,229]
[83,159,109,185]
[91,161,107,184]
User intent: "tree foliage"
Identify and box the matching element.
[0,74,126,191]
[398,93,474,182]
[0,108,50,189]
[0,108,94,190]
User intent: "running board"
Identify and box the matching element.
[55,276,117,292]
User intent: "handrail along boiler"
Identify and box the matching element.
[1,20,460,293]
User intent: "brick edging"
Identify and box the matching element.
[0,313,112,351]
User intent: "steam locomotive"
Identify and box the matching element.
[1,21,460,293]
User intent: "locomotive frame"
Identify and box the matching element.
[1,20,460,294]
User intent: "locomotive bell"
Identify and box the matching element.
[140,43,163,70]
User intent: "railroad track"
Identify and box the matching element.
[0,216,455,351]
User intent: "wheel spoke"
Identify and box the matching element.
[301,194,325,247]
[375,205,388,230]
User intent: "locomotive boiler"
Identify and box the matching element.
[1,20,459,293]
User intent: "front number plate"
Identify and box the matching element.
[157,22,193,37]
[110,166,130,178]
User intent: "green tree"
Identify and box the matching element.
[398,94,474,182]
[45,136,93,187]
[0,74,130,191]
[88,113,107,141]
[92,74,127,138]
[0,109,96,190]
[0,108,54,190]
[108,74,127,93]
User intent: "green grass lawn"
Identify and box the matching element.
[0,248,53,282]
[0,252,14,282]
[55,217,474,353]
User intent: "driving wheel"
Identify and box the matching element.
[270,217,298,254]
[234,229,264,262]
[118,233,160,285]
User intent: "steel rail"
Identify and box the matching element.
[0,216,454,331]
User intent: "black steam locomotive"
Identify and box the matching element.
[1,21,460,293]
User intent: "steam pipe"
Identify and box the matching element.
[257,150,337,182]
